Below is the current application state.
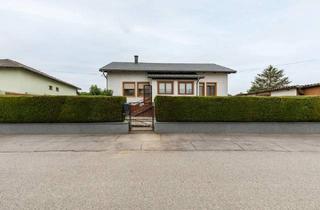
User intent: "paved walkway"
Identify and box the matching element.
[1,133,320,152]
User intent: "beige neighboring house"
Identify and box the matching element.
[99,55,236,102]
[239,83,320,96]
[0,59,80,95]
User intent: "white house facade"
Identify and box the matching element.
[100,56,236,102]
[0,59,80,96]
[270,89,298,96]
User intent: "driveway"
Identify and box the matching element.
[1,133,320,209]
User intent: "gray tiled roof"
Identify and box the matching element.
[100,62,236,73]
[0,59,80,89]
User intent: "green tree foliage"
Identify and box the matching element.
[89,85,102,95]
[248,65,291,93]
[80,85,113,96]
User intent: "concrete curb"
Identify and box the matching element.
[0,122,129,134]
[155,122,320,134]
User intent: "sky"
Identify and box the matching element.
[0,0,319,94]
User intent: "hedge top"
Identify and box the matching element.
[0,96,126,123]
[155,96,320,122]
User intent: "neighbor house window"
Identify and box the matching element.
[56,87,59,92]
[178,81,194,95]
[206,82,217,96]
[123,82,135,97]
[137,82,150,97]
[158,81,173,94]
[199,82,205,96]
[49,85,53,90]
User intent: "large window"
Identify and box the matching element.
[137,82,150,97]
[123,82,135,97]
[199,82,205,96]
[178,81,194,95]
[206,82,217,96]
[158,81,173,94]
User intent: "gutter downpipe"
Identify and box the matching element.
[102,71,109,90]
[196,76,200,96]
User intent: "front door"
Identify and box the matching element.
[143,85,152,104]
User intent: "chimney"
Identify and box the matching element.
[134,55,139,64]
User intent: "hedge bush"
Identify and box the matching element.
[0,96,126,123]
[155,96,320,122]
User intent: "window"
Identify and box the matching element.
[158,81,173,94]
[123,82,135,97]
[199,82,205,96]
[178,81,194,95]
[137,82,150,97]
[49,85,53,90]
[206,82,217,96]
[56,87,59,92]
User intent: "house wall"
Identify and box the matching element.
[303,86,320,95]
[199,73,228,96]
[0,68,78,95]
[107,71,229,102]
[270,89,298,96]
[108,71,151,102]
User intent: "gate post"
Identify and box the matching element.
[129,104,132,131]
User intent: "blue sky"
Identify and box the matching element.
[0,0,319,94]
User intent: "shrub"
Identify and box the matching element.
[0,96,126,123]
[155,96,320,122]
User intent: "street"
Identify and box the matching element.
[1,133,320,209]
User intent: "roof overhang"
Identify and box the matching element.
[147,74,205,79]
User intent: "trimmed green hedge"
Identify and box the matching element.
[0,96,126,123]
[155,96,320,122]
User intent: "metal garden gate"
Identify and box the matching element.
[126,85,154,131]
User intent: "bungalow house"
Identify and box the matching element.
[0,59,80,95]
[99,56,236,102]
[239,83,320,96]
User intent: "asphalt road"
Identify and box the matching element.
[1,133,320,209]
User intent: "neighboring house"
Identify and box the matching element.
[99,56,236,102]
[0,59,80,95]
[239,83,320,96]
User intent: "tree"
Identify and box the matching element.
[80,85,113,96]
[89,85,102,95]
[101,89,113,96]
[248,65,291,93]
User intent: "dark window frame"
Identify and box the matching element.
[157,81,174,95]
[199,82,205,96]
[206,82,217,96]
[178,81,194,95]
[122,82,136,97]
